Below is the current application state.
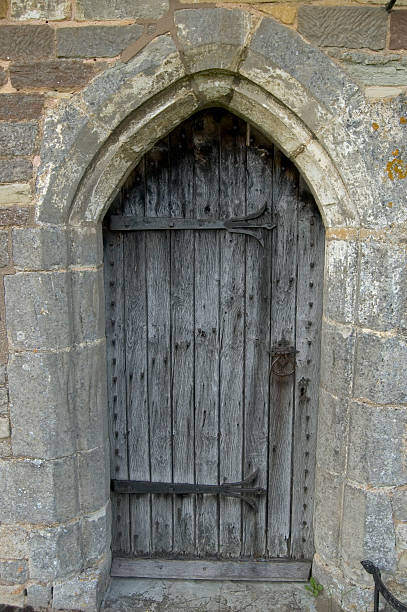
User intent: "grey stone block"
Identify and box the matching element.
[5,271,70,350]
[316,389,348,475]
[0,122,38,157]
[0,25,55,60]
[243,17,361,119]
[76,0,168,20]
[324,239,358,324]
[348,403,407,487]
[0,230,9,268]
[0,416,10,439]
[0,525,30,559]
[8,351,76,459]
[0,584,25,607]
[11,0,70,20]
[0,559,28,584]
[313,470,342,563]
[0,159,32,184]
[71,269,105,344]
[70,226,103,267]
[29,521,82,580]
[358,240,407,331]
[342,485,396,578]
[298,7,387,50]
[175,8,252,72]
[0,439,11,457]
[12,227,68,270]
[57,25,144,58]
[78,446,110,515]
[25,583,52,609]
[0,456,79,523]
[354,334,407,404]
[70,343,108,452]
[337,52,407,87]
[10,60,98,91]
[320,322,355,397]
[82,504,111,567]
[393,489,407,522]
[52,560,109,612]
[0,387,8,414]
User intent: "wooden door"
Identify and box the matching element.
[103,109,324,577]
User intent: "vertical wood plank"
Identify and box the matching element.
[193,112,221,557]
[267,148,298,557]
[145,140,173,554]
[242,132,273,558]
[123,164,152,555]
[169,123,196,555]
[219,114,246,558]
[290,177,324,560]
[104,192,130,554]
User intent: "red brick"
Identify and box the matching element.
[390,11,407,49]
[0,94,44,121]
[10,60,97,91]
[0,25,54,60]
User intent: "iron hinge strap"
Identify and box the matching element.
[112,469,266,511]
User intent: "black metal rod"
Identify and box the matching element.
[361,560,407,612]
[386,0,397,12]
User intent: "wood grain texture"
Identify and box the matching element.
[111,557,311,581]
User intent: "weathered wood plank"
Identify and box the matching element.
[242,132,273,558]
[169,123,195,555]
[219,114,246,558]
[104,192,130,554]
[193,112,221,557]
[267,148,298,557]
[290,177,324,560]
[145,140,173,554]
[123,162,151,555]
[111,557,311,581]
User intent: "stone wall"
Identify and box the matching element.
[0,1,406,611]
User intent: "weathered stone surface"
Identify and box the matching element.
[57,25,144,58]
[298,7,387,50]
[26,583,52,609]
[0,388,8,415]
[0,456,79,523]
[71,269,104,344]
[354,334,407,404]
[342,485,396,577]
[260,4,296,25]
[53,563,109,612]
[348,403,407,486]
[0,559,28,584]
[0,584,25,607]
[76,0,168,20]
[390,11,407,49]
[0,122,38,156]
[29,521,82,580]
[0,230,8,268]
[320,323,355,397]
[316,389,348,475]
[0,525,30,559]
[0,184,31,206]
[358,240,407,331]
[0,367,6,387]
[5,271,70,350]
[0,415,10,439]
[0,160,32,184]
[0,0,6,18]
[82,505,111,567]
[82,35,184,125]
[0,25,54,60]
[313,470,342,563]
[336,51,407,87]
[396,523,407,550]
[12,227,68,270]
[70,343,108,452]
[0,94,44,121]
[11,0,71,20]
[324,239,358,324]
[10,60,97,91]
[0,439,11,457]
[393,489,407,522]
[70,226,103,267]
[0,207,30,227]
[0,67,7,87]
[8,351,75,459]
[78,446,109,515]
[175,8,252,73]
